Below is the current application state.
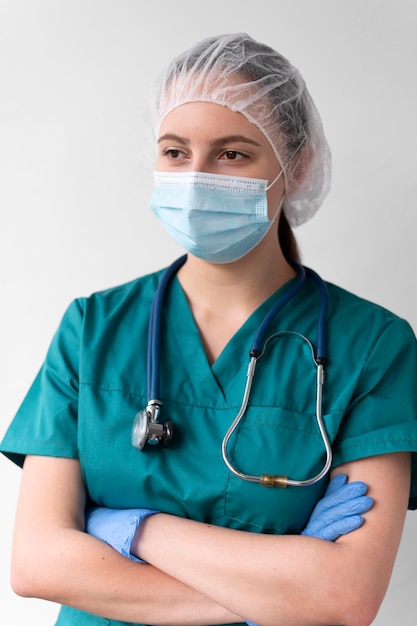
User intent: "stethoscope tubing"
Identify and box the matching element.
[250,261,307,356]
[147,254,187,401]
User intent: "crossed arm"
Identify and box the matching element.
[11,452,410,626]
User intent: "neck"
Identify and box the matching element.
[180,235,294,329]
[179,249,294,305]
[177,220,296,299]
[176,240,296,364]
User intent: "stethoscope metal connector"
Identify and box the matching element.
[131,400,173,450]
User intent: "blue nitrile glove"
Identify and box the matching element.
[301,473,374,541]
[85,507,158,563]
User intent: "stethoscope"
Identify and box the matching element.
[131,254,333,488]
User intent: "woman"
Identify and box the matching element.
[1,33,416,626]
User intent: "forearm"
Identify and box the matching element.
[85,472,374,626]
[136,454,411,626]
[138,514,348,626]
[12,525,242,625]
[12,456,242,625]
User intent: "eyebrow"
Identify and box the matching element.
[157,133,261,147]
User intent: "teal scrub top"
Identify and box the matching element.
[2,266,417,626]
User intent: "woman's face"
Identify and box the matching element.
[156,102,285,219]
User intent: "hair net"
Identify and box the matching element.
[151,33,331,227]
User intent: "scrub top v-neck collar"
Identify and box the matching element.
[164,274,302,404]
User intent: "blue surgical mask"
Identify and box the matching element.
[150,170,283,264]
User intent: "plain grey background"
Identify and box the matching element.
[0,0,416,623]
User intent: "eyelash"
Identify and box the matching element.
[161,148,249,161]
[219,150,248,161]
[161,148,187,159]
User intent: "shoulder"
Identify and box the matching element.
[325,281,415,342]
[326,281,399,319]
[321,280,417,393]
[49,268,167,350]
[65,268,165,321]
[84,268,164,309]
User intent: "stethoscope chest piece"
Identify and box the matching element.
[131,400,173,450]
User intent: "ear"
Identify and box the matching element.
[289,143,312,188]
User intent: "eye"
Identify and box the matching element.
[161,148,186,159]
[220,150,248,161]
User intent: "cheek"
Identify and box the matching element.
[155,155,171,172]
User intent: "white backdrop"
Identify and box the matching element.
[1,1,416,624]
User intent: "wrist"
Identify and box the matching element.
[130,511,161,560]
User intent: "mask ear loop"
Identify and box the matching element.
[266,169,285,222]
[266,169,284,191]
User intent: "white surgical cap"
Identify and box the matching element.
[151,33,332,227]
